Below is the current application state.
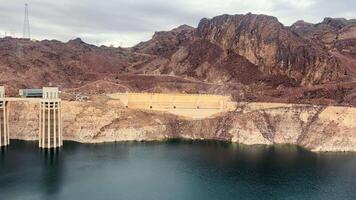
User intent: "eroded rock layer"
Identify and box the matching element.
[8,101,356,152]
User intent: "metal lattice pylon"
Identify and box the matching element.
[23,3,31,39]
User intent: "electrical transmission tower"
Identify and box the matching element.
[23,3,31,39]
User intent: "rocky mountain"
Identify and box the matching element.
[291,17,356,74]
[134,14,354,85]
[0,13,356,105]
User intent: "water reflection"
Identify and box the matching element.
[0,146,8,165]
[40,148,64,199]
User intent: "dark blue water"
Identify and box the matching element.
[1,140,356,200]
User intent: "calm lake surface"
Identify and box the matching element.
[1,140,356,200]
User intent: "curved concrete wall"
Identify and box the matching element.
[109,93,237,119]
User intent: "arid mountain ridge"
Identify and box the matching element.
[1,13,356,105]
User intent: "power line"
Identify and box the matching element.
[23,3,31,39]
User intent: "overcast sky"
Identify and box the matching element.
[0,0,355,47]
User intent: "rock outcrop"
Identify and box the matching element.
[196,14,348,85]
[8,100,356,152]
[291,17,356,74]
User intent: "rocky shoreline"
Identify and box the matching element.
[7,100,356,152]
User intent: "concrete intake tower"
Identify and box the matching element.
[0,86,62,149]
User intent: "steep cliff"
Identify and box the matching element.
[291,17,356,74]
[8,100,356,152]
[196,14,348,85]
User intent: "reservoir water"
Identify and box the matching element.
[1,140,356,200]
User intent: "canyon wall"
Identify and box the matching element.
[7,100,356,152]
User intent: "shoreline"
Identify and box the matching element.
[7,137,356,153]
[2,138,315,152]
[7,138,356,154]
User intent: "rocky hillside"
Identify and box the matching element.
[291,17,356,74]
[134,14,354,85]
[1,13,356,105]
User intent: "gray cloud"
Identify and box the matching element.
[0,0,355,47]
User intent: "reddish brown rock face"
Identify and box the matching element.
[0,13,356,105]
[196,14,349,85]
[291,17,356,75]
